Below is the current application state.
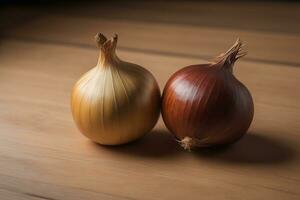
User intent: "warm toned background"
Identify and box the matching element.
[1,1,300,200]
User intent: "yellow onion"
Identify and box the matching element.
[71,33,160,145]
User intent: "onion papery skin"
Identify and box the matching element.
[71,33,160,145]
[161,40,254,150]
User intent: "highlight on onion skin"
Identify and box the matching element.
[161,39,254,150]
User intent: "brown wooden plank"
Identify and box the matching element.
[4,15,300,67]
[7,1,299,34]
[0,40,299,200]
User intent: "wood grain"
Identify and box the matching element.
[1,2,300,200]
[4,15,300,67]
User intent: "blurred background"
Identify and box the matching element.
[1,0,300,67]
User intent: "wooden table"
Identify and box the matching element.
[1,1,300,199]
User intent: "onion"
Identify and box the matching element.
[161,39,254,150]
[71,33,160,145]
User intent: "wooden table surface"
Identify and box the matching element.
[1,1,300,200]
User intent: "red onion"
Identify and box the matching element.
[162,39,254,150]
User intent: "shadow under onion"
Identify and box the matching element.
[91,129,183,158]
[193,132,296,165]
